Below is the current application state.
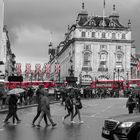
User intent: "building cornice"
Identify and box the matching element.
[73,38,134,44]
[76,26,130,31]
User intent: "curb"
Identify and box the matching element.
[0,100,60,114]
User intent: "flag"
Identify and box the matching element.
[16,63,22,76]
[55,63,60,74]
[137,61,140,71]
[45,63,50,74]
[25,63,31,74]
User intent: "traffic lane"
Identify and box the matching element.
[0,98,128,140]
[81,98,128,118]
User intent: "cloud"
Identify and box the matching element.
[3,0,140,65]
[11,26,63,60]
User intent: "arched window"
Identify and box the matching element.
[100,53,107,61]
[112,33,116,39]
[98,52,108,71]
[83,52,91,67]
[81,31,86,37]
[115,52,123,68]
[92,32,96,38]
[116,53,122,62]
[122,33,126,39]
[101,32,106,39]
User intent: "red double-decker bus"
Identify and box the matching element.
[5,81,56,89]
[127,79,140,88]
[90,80,124,89]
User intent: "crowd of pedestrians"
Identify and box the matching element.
[2,83,140,127]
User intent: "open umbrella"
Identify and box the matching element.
[133,86,140,95]
[8,88,25,95]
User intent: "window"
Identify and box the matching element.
[116,54,122,62]
[122,33,126,39]
[92,32,95,38]
[98,53,108,71]
[101,32,106,39]
[100,45,107,50]
[81,31,86,37]
[116,46,122,50]
[84,44,91,50]
[90,20,96,26]
[83,52,91,67]
[112,33,116,39]
[99,20,106,27]
[110,22,114,27]
[100,53,107,61]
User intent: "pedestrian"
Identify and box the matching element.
[36,87,57,128]
[27,87,34,104]
[62,92,74,123]
[61,87,66,105]
[73,95,84,123]
[126,94,136,114]
[32,84,49,126]
[4,94,21,125]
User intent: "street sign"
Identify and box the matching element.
[8,76,23,82]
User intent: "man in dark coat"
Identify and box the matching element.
[32,84,49,126]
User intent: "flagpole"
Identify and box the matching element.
[103,0,105,28]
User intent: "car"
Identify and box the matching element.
[102,113,140,140]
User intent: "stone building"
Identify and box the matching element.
[0,0,16,80]
[48,3,134,86]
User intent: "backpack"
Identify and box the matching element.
[65,97,73,111]
[75,99,82,109]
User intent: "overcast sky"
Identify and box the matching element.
[4,0,140,66]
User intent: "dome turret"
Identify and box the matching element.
[109,4,119,20]
[76,2,88,26]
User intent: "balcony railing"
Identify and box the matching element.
[98,67,108,72]
[82,66,92,71]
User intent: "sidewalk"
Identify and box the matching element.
[0,100,60,114]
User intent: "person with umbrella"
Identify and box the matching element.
[3,93,21,125]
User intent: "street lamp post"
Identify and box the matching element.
[117,69,120,81]
[126,71,129,81]
[126,71,129,90]
[79,72,82,88]
[117,69,120,92]
[113,70,116,88]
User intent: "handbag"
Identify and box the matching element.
[76,100,82,109]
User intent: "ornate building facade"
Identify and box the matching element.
[0,0,16,80]
[49,3,135,85]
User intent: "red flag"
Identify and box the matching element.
[16,63,22,76]
[55,63,60,74]
[137,61,140,71]
[25,63,31,74]
[45,63,50,74]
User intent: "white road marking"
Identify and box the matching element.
[101,106,112,112]
[0,128,4,131]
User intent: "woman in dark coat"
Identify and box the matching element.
[4,94,21,125]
